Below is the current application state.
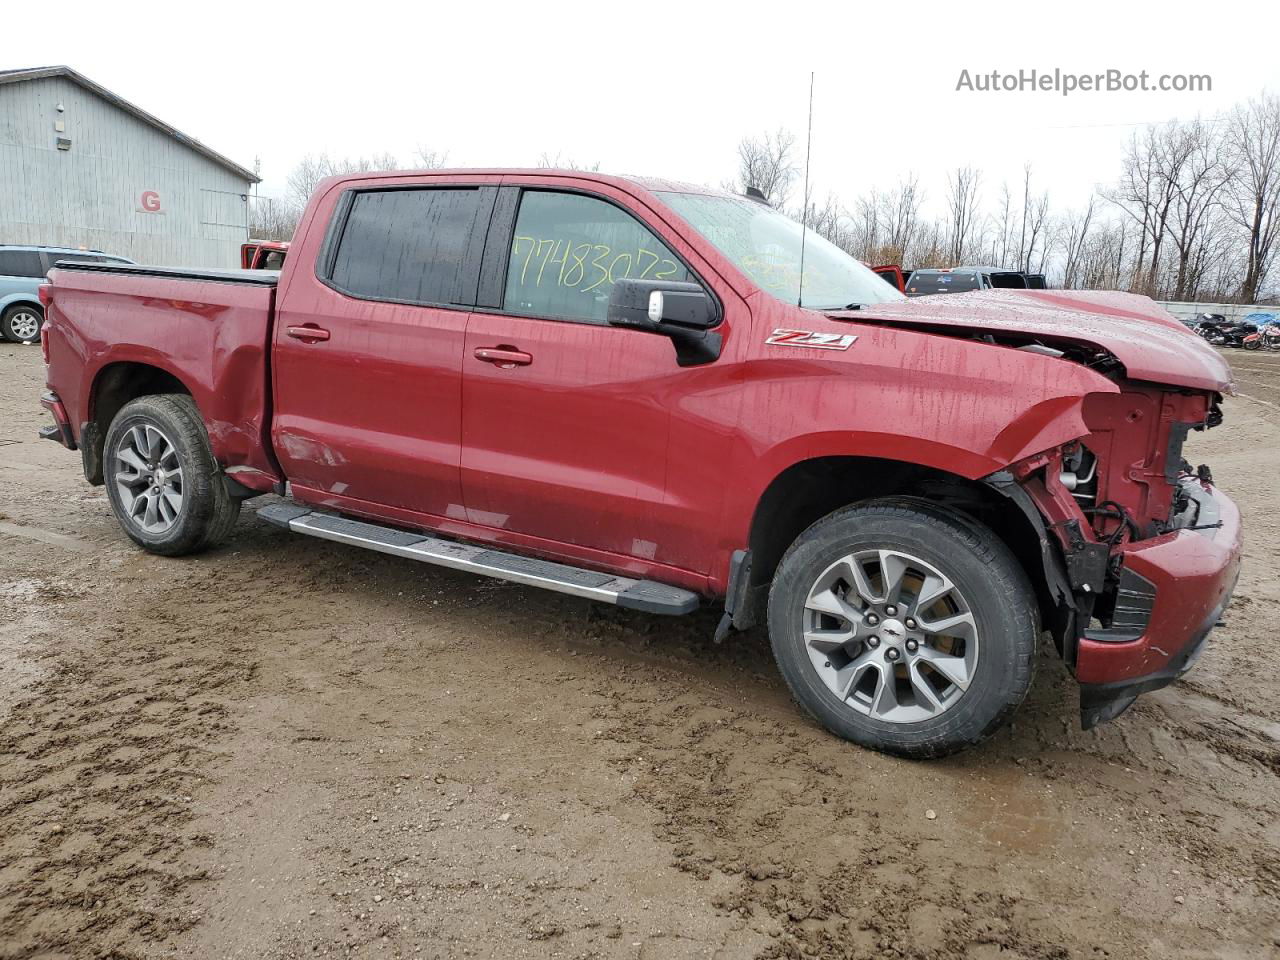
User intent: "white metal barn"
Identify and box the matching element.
[0,66,259,267]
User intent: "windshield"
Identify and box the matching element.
[656,192,905,308]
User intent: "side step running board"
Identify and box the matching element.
[257,502,700,616]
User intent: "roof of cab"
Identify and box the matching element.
[321,168,735,199]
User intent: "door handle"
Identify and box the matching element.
[474,346,532,367]
[286,324,330,342]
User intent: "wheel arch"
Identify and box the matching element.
[1,293,43,314]
[738,455,1060,638]
[82,360,194,485]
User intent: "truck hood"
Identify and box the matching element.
[828,289,1233,393]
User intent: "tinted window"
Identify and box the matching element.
[503,191,690,323]
[0,250,45,278]
[330,188,483,305]
[988,272,1028,289]
[906,271,982,295]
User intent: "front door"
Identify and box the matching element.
[460,184,738,576]
[272,182,495,518]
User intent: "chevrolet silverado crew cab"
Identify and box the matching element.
[37,169,1241,758]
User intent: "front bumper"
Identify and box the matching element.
[1077,480,1242,727]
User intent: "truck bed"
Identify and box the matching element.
[44,262,282,493]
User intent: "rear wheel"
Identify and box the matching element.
[1,304,43,343]
[103,394,240,556]
[767,500,1036,758]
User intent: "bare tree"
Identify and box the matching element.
[414,147,450,169]
[1107,124,1194,294]
[537,152,601,172]
[988,181,1013,267]
[946,167,982,263]
[882,176,924,265]
[849,189,885,262]
[1059,195,1098,288]
[1014,166,1051,272]
[286,152,400,215]
[1165,120,1234,300]
[1225,93,1280,303]
[732,128,797,208]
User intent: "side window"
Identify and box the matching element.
[0,250,45,278]
[503,191,690,323]
[330,188,483,305]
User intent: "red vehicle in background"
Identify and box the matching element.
[871,264,910,292]
[241,240,289,270]
[37,169,1240,758]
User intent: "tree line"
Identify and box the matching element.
[732,92,1279,304]
[250,90,1278,304]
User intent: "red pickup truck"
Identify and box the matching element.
[37,169,1241,758]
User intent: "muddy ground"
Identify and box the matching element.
[1,341,1278,960]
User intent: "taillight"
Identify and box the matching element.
[40,323,50,363]
[37,283,52,306]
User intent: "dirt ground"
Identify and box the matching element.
[1,341,1278,960]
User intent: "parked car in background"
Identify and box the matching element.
[38,168,1240,758]
[0,245,134,343]
[905,266,1031,296]
[871,264,911,292]
[241,240,290,270]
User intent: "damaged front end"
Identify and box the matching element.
[986,386,1242,729]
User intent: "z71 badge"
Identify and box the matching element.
[765,329,858,351]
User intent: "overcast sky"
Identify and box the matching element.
[11,0,1278,219]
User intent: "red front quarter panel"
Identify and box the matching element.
[44,269,280,484]
[713,295,1121,582]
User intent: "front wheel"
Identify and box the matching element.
[103,394,240,556]
[1,304,43,343]
[767,501,1037,759]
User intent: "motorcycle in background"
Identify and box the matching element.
[1199,320,1259,347]
[1242,326,1280,351]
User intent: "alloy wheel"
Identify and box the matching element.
[802,548,979,724]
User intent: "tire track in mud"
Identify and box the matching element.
[0,555,264,960]
[577,633,1080,960]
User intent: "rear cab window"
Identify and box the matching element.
[328,188,489,306]
[502,191,690,323]
[907,271,982,295]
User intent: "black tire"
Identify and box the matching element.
[103,394,240,556]
[1,303,43,343]
[767,499,1037,759]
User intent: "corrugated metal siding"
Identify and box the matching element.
[0,76,252,267]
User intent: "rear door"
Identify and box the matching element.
[271,179,497,518]
[459,182,740,576]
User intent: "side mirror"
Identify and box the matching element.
[607,279,721,366]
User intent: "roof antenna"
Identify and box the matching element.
[797,72,814,308]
